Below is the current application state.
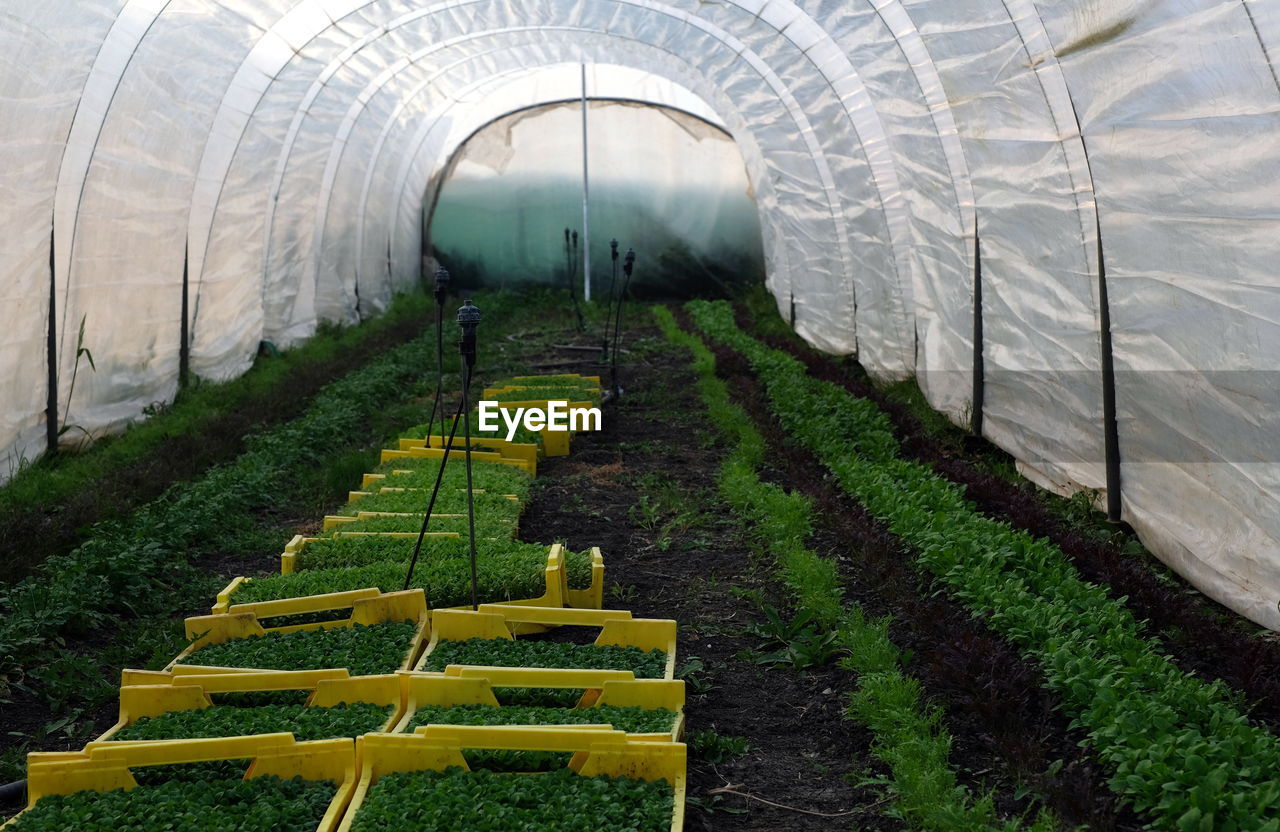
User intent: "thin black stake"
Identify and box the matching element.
[569,230,585,331]
[455,299,482,610]
[610,248,635,397]
[424,267,451,444]
[401,394,468,595]
[601,238,619,365]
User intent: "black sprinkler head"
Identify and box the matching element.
[457,298,481,329]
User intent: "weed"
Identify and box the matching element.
[743,605,844,670]
[687,730,751,764]
[675,657,714,695]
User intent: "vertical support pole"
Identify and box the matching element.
[1096,208,1123,521]
[179,243,190,390]
[971,219,984,437]
[46,221,59,453]
[580,63,591,302]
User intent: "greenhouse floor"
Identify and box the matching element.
[5,291,1279,829]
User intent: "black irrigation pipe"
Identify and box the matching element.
[0,779,24,807]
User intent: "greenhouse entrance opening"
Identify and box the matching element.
[424,73,764,300]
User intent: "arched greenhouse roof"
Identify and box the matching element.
[2,0,1278,628]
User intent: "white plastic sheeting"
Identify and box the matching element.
[0,0,1278,631]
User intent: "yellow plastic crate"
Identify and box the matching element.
[278,532,458,575]
[339,727,685,832]
[398,435,539,473]
[508,373,602,386]
[347,486,518,504]
[360,470,522,492]
[415,605,677,679]
[170,589,429,674]
[8,734,355,832]
[393,671,684,740]
[479,398,598,458]
[94,671,405,743]
[483,382,602,399]
[321,511,466,532]
[378,446,533,475]
[215,545,601,623]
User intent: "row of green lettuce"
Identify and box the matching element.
[688,299,1280,831]
[0,291,545,704]
[655,307,1050,831]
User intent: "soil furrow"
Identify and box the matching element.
[737,305,1280,729]
[696,315,1142,831]
[517,327,895,830]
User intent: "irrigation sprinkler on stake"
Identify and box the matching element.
[601,238,619,365]
[610,247,636,397]
[402,298,483,612]
[562,228,586,332]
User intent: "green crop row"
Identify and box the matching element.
[0,290,433,554]
[182,621,418,676]
[0,311,452,691]
[114,701,392,743]
[405,703,677,735]
[656,306,1044,831]
[423,638,667,679]
[689,299,1280,830]
[5,773,336,832]
[348,767,671,832]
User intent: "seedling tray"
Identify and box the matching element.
[171,590,429,674]
[215,546,600,621]
[505,373,602,386]
[319,511,517,538]
[338,727,684,832]
[414,606,677,679]
[378,446,533,475]
[7,734,355,832]
[394,671,684,740]
[95,671,404,744]
[398,435,539,472]
[277,533,459,574]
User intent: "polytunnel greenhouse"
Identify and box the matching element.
[2,1,1279,829]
